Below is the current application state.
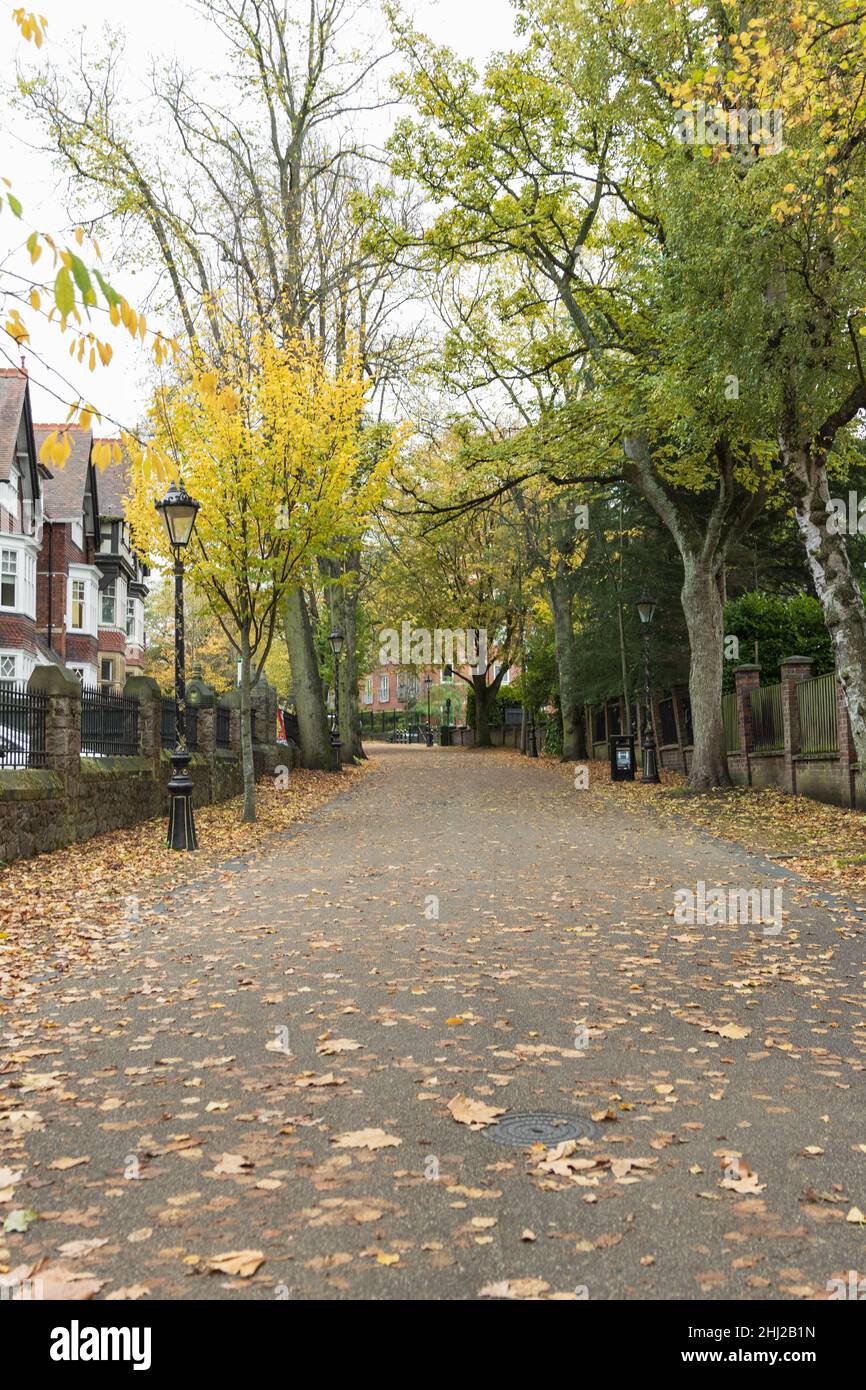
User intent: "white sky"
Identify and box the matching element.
[0,0,516,431]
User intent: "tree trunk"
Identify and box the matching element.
[283,587,332,769]
[339,580,364,761]
[473,674,493,747]
[785,441,866,766]
[322,552,364,762]
[623,435,739,790]
[549,572,584,760]
[681,553,731,789]
[239,625,256,822]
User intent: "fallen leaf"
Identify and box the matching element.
[446,1095,506,1130]
[330,1129,401,1151]
[205,1250,265,1278]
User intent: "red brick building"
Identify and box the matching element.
[34,424,101,685]
[92,443,148,689]
[0,369,47,684]
[0,369,149,690]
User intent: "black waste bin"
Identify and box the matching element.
[440,725,452,746]
[609,734,636,782]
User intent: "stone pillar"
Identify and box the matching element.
[124,675,161,777]
[779,656,814,795]
[734,665,761,786]
[250,678,277,746]
[222,688,242,752]
[186,672,216,757]
[29,665,80,799]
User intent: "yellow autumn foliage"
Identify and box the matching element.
[126,329,398,640]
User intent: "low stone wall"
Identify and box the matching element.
[0,667,298,864]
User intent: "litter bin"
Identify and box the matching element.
[609,734,636,782]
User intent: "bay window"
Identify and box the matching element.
[1,549,16,608]
[101,581,116,625]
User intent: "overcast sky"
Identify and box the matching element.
[0,0,517,430]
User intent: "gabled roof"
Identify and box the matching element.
[92,440,131,518]
[33,425,100,527]
[0,368,41,497]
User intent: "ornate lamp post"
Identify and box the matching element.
[328,630,344,770]
[155,479,200,849]
[636,593,660,784]
[424,673,434,746]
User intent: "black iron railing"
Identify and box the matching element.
[81,686,139,757]
[216,704,231,748]
[359,709,425,740]
[161,693,198,750]
[750,683,783,752]
[0,682,48,767]
[658,697,678,746]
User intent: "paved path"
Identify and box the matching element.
[3,746,865,1301]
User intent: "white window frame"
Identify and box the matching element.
[67,565,99,636]
[363,676,373,705]
[0,465,20,527]
[0,540,36,618]
[101,580,116,626]
[0,648,36,685]
[379,673,390,703]
[1,548,17,609]
[99,655,116,691]
[68,662,97,687]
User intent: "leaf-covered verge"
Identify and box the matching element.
[0,763,370,1007]
[538,753,866,902]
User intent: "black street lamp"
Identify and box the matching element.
[424,673,434,746]
[636,593,660,784]
[155,478,200,850]
[328,630,344,770]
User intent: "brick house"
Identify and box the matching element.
[0,369,149,691]
[33,424,102,686]
[358,661,514,717]
[0,368,47,684]
[92,444,148,690]
[361,664,430,712]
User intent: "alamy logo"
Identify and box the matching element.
[378,623,487,670]
[674,880,782,933]
[674,103,783,154]
[826,492,866,535]
[827,1270,866,1300]
[50,1321,152,1372]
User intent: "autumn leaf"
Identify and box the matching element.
[446,1095,506,1130]
[479,1277,551,1299]
[205,1250,265,1278]
[330,1129,402,1151]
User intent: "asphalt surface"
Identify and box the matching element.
[2,744,865,1301]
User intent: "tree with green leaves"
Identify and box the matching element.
[383,0,773,787]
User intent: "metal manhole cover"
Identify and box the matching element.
[483,1112,601,1148]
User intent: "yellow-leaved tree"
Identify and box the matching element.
[126,329,394,822]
